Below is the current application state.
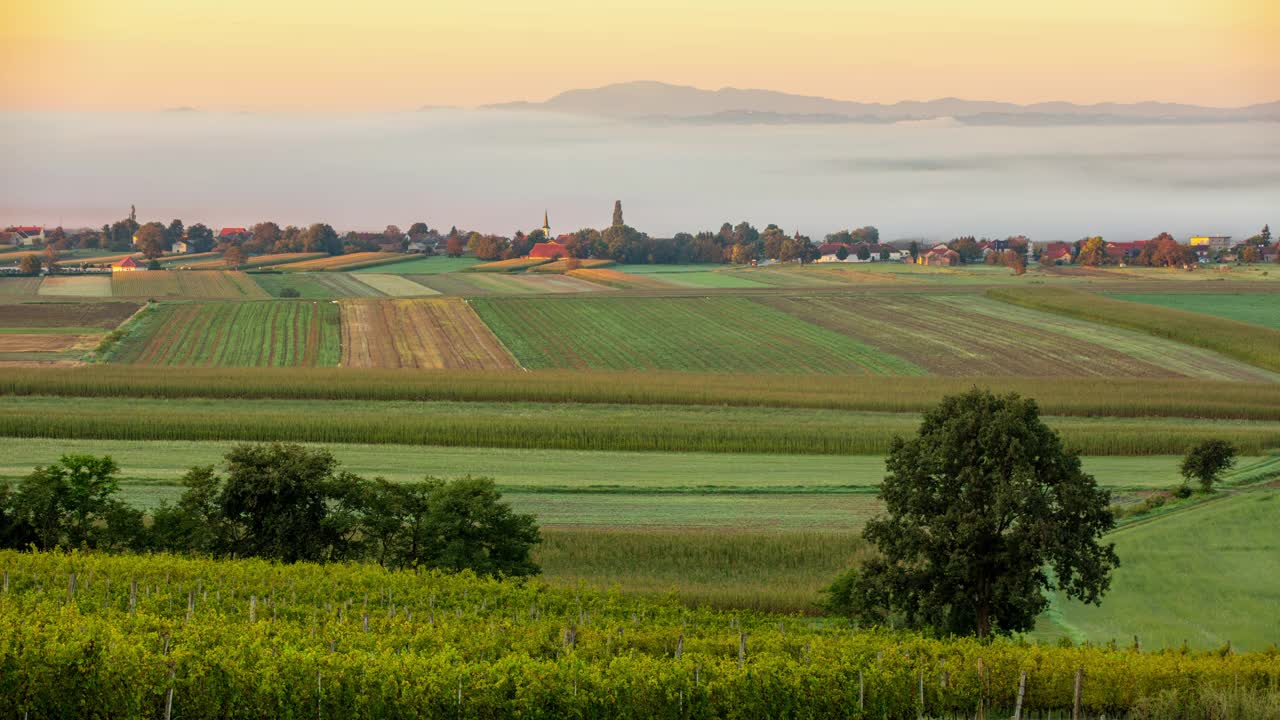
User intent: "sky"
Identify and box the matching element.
[2,0,1277,111]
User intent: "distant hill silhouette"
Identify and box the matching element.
[482,81,1280,125]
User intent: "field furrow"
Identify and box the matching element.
[337,299,516,369]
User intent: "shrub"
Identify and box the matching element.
[279,286,301,298]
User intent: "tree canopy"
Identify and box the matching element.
[1180,440,1236,492]
[824,389,1118,639]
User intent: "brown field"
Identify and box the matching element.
[112,271,269,298]
[757,294,1278,381]
[36,275,113,297]
[567,268,676,289]
[279,252,411,272]
[530,258,615,273]
[0,302,141,329]
[0,334,94,352]
[0,278,43,296]
[338,298,517,369]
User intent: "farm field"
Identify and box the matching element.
[110,270,270,299]
[1109,292,1280,330]
[353,255,480,274]
[1037,488,1280,651]
[0,302,140,329]
[757,294,1278,381]
[106,301,339,366]
[467,257,552,272]
[3,396,1278,455]
[157,251,222,267]
[471,296,922,373]
[277,252,412,272]
[0,277,41,295]
[306,273,385,297]
[248,272,338,298]
[566,268,677,289]
[352,273,440,296]
[184,252,327,269]
[338,299,515,369]
[529,258,614,273]
[35,275,112,297]
[638,269,773,289]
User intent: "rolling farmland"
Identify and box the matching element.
[338,298,516,369]
[35,275,112,297]
[352,273,440,296]
[467,257,552,272]
[471,295,923,373]
[567,268,676,289]
[758,294,1278,381]
[1109,292,1280,330]
[0,277,42,296]
[278,252,413,271]
[109,270,270,299]
[108,301,339,366]
[351,255,480,274]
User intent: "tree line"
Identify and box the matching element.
[0,443,540,577]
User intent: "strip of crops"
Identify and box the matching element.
[0,277,43,296]
[4,366,1280,420]
[471,296,923,374]
[280,252,412,272]
[2,551,1277,718]
[105,302,339,367]
[1,396,1277,454]
[567,268,675,289]
[466,257,553,272]
[338,299,516,369]
[354,273,439,296]
[988,287,1280,373]
[529,258,614,273]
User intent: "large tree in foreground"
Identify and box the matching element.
[825,389,1118,639]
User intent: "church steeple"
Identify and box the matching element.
[541,210,551,239]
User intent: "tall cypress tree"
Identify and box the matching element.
[612,200,624,227]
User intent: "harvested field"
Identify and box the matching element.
[758,295,1278,381]
[0,302,140,329]
[278,252,412,272]
[307,273,384,297]
[0,250,42,264]
[404,274,489,295]
[111,270,269,299]
[467,257,552,272]
[529,259,614,273]
[36,275,113,297]
[109,301,340,367]
[567,268,675,289]
[0,278,43,296]
[0,334,92,352]
[338,299,516,369]
[354,273,439,297]
[465,273,607,294]
[731,267,847,287]
[157,252,222,268]
[470,296,922,373]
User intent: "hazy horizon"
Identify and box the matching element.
[3,110,1275,241]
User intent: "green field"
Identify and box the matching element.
[1110,292,1280,330]
[358,256,480,273]
[471,296,923,373]
[1038,488,1280,651]
[107,301,340,366]
[249,272,339,298]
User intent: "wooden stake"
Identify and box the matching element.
[1013,670,1027,720]
[675,634,683,659]
[917,670,924,720]
[129,579,137,615]
[858,670,864,712]
[738,633,747,667]
[250,595,257,623]
[67,572,76,602]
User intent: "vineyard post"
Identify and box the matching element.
[738,633,747,668]
[675,634,683,659]
[250,595,257,623]
[186,591,194,623]
[917,669,924,720]
[317,670,322,720]
[1071,668,1083,720]
[1013,670,1027,720]
[976,657,985,720]
[363,612,369,634]
[67,572,75,603]
[129,579,137,615]
[858,670,864,712]
[2,570,7,593]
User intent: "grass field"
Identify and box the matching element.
[1109,292,1280,330]
[471,296,923,373]
[989,286,1280,373]
[2,396,1276,455]
[338,299,516,369]
[36,275,112,297]
[352,273,440,296]
[529,258,615,273]
[566,268,676,289]
[107,301,339,366]
[467,257,552,272]
[306,273,385,297]
[0,277,42,296]
[248,273,337,298]
[352,255,480,274]
[1037,488,1280,651]
[278,252,412,272]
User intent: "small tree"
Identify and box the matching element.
[1180,440,1236,493]
[835,245,849,261]
[8,455,141,551]
[17,255,41,275]
[824,389,1118,639]
[222,245,246,268]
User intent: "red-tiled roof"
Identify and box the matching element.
[529,242,570,259]
[817,243,848,255]
[219,227,248,237]
[112,256,139,268]
[7,226,42,234]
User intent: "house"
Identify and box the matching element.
[111,256,143,272]
[218,227,249,241]
[529,241,570,259]
[1189,235,1231,251]
[169,240,191,255]
[6,226,44,246]
[407,240,429,253]
[1039,242,1074,265]
[817,242,903,263]
[1106,240,1147,263]
[917,244,960,266]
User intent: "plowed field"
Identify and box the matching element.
[37,276,112,297]
[0,302,140,329]
[338,299,516,369]
[110,301,339,367]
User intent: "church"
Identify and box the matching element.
[527,211,571,259]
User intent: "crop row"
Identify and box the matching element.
[4,366,1280,420]
[1,550,1277,719]
[107,302,339,366]
[338,299,516,369]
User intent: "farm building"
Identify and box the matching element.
[218,227,249,241]
[529,241,570,260]
[1189,235,1231,251]
[111,256,143,272]
[1039,242,1074,265]
[817,242,903,263]
[5,226,44,246]
[917,244,960,266]
[169,240,191,254]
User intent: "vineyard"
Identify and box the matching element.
[1,550,1277,718]
[470,296,923,373]
[338,299,517,369]
[107,302,340,366]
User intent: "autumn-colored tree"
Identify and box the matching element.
[760,225,787,259]
[222,245,246,268]
[445,232,464,258]
[18,254,41,274]
[730,243,754,265]
[1077,236,1106,266]
[134,222,168,259]
[248,222,281,254]
[611,200,624,227]
[564,257,582,271]
[1241,246,1261,264]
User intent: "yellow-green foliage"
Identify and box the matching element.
[1,551,1277,718]
[987,287,1280,373]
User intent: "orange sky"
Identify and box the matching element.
[2,0,1276,111]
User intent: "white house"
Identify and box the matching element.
[6,226,44,246]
